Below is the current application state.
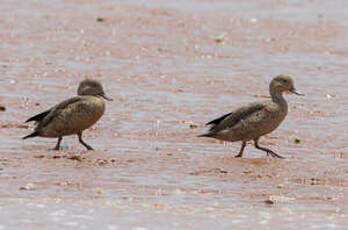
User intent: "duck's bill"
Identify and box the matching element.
[289,88,304,96]
[100,93,113,101]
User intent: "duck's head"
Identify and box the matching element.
[270,75,303,96]
[77,79,113,101]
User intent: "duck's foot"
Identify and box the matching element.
[253,138,285,159]
[267,150,285,159]
[78,133,94,151]
[234,141,247,158]
[48,137,63,151]
[84,145,94,151]
[80,141,94,151]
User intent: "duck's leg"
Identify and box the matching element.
[253,138,285,159]
[52,137,62,150]
[77,132,94,151]
[235,141,247,158]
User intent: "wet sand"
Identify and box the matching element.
[0,0,347,229]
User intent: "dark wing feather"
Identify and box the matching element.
[207,102,265,133]
[25,109,51,123]
[206,112,232,126]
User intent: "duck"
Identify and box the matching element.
[23,79,112,150]
[198,75,303,158]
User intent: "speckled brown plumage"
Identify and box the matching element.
[199,75,303,158]
[23,79,112,150]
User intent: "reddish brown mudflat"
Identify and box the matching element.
[0,0,346,229]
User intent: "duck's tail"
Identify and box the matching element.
[22,131,38,140]
[197,133,213,138]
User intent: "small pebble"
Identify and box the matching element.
[96,17,105,22]
[96,187,104,195]
[250,18,258,23]
[215,36,224,43]
[20,183,35,191]
[265,195,294,205]
[277,183,285,189]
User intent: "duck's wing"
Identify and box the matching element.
[206,102,265,134]
[36,96,84,129]
[25,109,51,123]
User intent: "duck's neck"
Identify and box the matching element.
[270,87,288,111]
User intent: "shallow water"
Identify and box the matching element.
[0,0,347,229]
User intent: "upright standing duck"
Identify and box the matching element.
[199,75,303,159]
[23,79,112,150]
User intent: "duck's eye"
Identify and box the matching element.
[282,79,287,83]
